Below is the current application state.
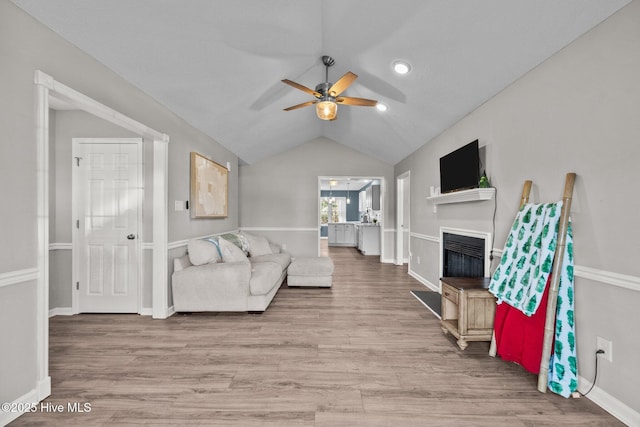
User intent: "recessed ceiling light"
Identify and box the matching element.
[393,60,411,75]
[376,103,388,112]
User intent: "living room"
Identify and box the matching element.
[1,0,639,425]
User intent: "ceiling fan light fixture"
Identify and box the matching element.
[376,102,388,112]
[316,100,337,121]
[393,60,411,75]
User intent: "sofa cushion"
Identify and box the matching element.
[187,239,221,266]
[249,262,283,295]
[244,233,273,257]
[250,253,291,271]
[218,237,249,263]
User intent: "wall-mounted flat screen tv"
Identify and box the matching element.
[439,140,480,194]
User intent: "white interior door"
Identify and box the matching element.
[396,172,410,265]
[73,138,142,313]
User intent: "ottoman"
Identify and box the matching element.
[287,257,334,288]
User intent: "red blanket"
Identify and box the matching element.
[493,275,552,374]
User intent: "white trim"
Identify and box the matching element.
[574,265,640,293]
[408,269,439,292]
[48,307,74,317]
[142,242,154,250]
[426,187,495,213]
[0,387,38,426]
[240,227,318,232]
[0,268,39,289]
[34,76,51,403]
[0,378,52,426]
[153,139,169,319]
[168,229,241,250]
[409,232,439,243]
[34,71,169,142]
[578,375,640,426]
[410,234,640,294]
[48,243,72,250]
[139,307,154,316]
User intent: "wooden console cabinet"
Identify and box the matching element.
[440,277,496,350]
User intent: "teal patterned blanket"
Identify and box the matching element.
[489,202,577,397]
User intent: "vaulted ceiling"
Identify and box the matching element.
[13,0,630,164]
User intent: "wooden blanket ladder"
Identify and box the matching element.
[489,172,576,394]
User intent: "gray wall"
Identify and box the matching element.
[395,0,640,414]
[239,137,394,258]
[0,0,239,411]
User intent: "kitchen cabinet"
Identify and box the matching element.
[362,185,381,211]
[328,223,356,247]
[371,184,380,211]
[357,224,380,255]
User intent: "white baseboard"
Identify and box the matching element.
[578,375,640,426]
[381,257,395,264]
[408,268,439,292]
[152,305,175,319]
[140,307,153,316]
[0,377,51,426]
[48,307,74,317]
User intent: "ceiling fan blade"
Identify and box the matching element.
[336,96,378,107]
[281,79,321,98]
[283,100,317,111]
[328,72,357,97]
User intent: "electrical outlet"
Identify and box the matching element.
[417,256,421,264]
[281,243,287,250]
[597,336,613,362]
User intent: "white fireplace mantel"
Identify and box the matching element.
[427,188,495,212]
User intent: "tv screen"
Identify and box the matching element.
[439,140,480,194]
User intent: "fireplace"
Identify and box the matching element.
[440,228,491,278]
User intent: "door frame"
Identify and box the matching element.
[317,175,386,260]
[396,171,410,265]
[34,70,170,403]
[71,138,144,314]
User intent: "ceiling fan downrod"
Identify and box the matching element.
[322,55,335,83]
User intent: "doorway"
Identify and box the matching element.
[34,70,170,404]
[318,176,385,260]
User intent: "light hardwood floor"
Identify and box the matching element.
[12,247,621,426]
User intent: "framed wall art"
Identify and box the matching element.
[190,152,228,218]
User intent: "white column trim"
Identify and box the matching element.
[153,139,169,318]
[34,75,51,400]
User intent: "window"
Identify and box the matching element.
[321,197,347,223]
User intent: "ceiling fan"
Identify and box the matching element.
[282,55,378,121]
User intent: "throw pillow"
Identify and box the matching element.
[187,239,220,266]
[218,237,249,263]
[220,232,250,255]
[243,233,272,257]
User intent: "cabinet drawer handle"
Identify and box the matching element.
[444,292,450,297]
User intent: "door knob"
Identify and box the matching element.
[127,234,136,240]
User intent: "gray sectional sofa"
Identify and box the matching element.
[171,232,291,312]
